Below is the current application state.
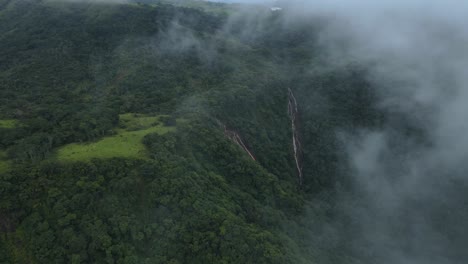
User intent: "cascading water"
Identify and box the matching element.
[288,88,303,186]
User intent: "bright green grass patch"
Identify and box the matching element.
[0,119,17,128]
[56,115,175,162]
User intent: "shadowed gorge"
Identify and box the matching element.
[1,0,467,263]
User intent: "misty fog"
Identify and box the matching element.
[278,1,468,263]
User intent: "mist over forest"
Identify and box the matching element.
[1,0,467,263]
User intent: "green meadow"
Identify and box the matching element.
[56,114,176,162]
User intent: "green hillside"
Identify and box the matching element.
[0,0,385,263]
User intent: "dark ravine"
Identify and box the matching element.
[288,88,303,185]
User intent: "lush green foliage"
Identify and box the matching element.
[56,114,175,162]
[1,119,305,263]
[0,0,384,263]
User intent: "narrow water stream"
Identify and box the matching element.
[288,88,303,185]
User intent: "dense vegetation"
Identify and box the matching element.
[0,0,383,263]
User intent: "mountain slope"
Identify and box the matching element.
[0,1,384,263]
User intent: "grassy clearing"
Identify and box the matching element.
[56,114,176,162]
[0,119,17,128]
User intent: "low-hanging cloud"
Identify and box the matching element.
[276,0,468,263]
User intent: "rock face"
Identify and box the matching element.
[224,126,256,161]
[288,88,303,186]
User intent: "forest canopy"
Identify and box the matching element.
[2,0,464,263]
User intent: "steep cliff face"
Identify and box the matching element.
[288,88,303,186]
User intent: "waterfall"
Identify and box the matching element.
[288,88,303,186]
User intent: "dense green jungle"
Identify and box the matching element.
[1,0,467,263]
